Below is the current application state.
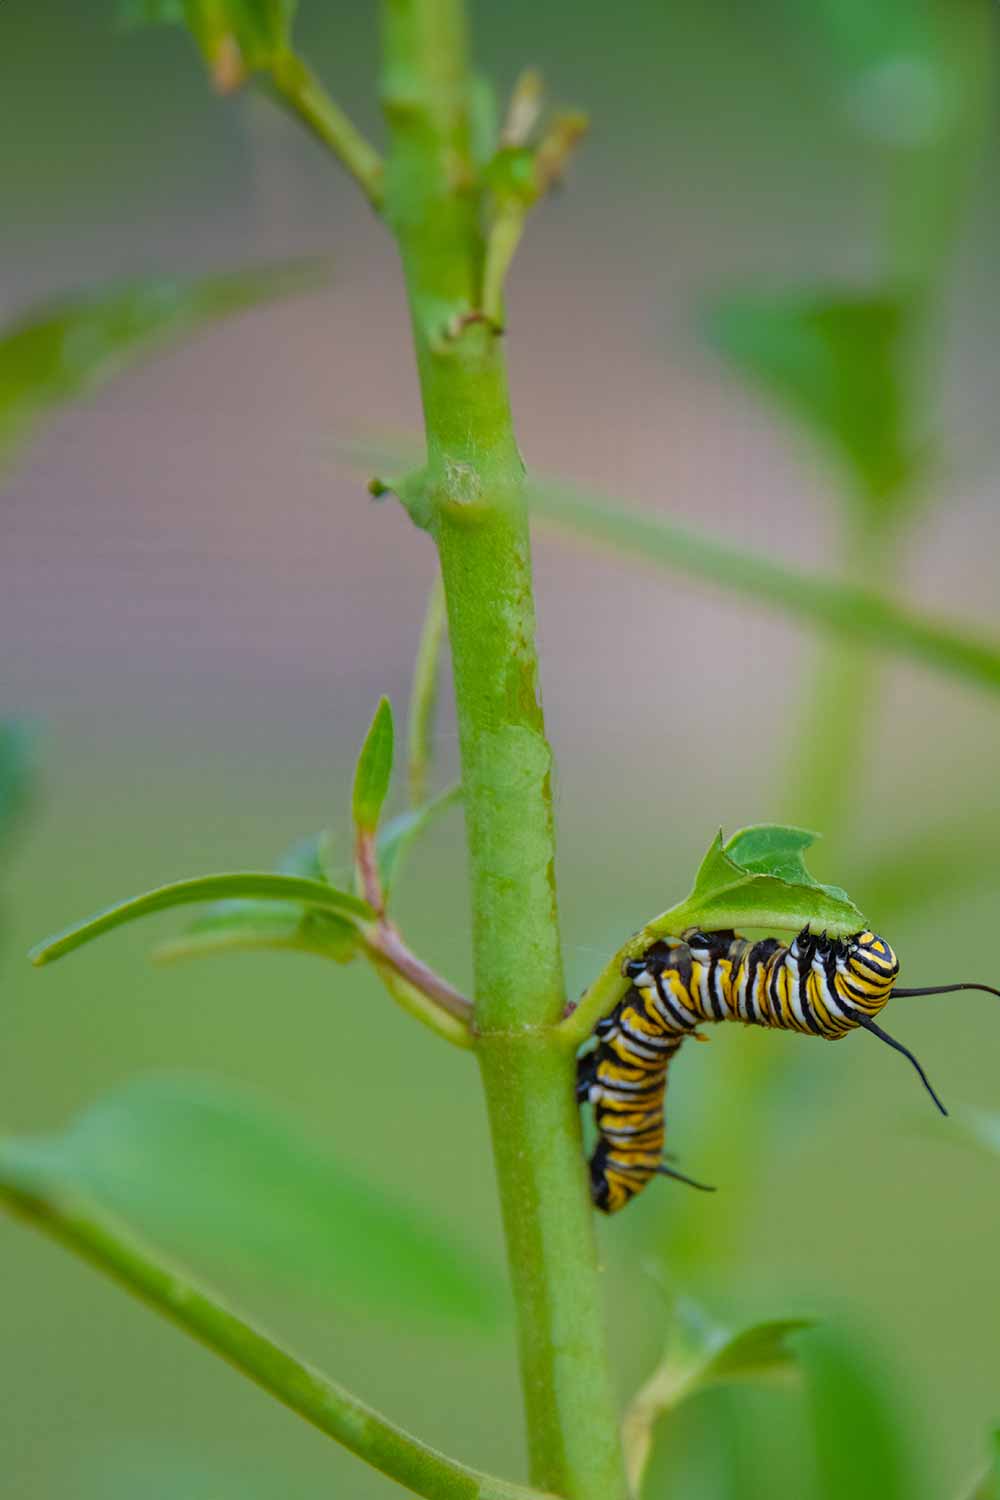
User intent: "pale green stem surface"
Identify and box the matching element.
[408,574,447,806]
[378,3,627,1495]
[0,1180,550,1500]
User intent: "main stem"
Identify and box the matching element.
[378,5,627,1497]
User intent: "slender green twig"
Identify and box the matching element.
[407,574,447,807]
[270,53,384,209]
[0,1180,549,1500]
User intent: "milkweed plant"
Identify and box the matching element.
[3,3,1000,1499]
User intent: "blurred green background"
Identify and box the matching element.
[4,1,1000,1496]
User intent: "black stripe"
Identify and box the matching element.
[651,971,696,1031]
[707,954,726,1020]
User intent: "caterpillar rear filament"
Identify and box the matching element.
[577,926,1000,1214]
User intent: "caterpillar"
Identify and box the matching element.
[577,925,1000,1215]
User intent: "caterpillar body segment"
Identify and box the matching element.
[580,925,916,1215]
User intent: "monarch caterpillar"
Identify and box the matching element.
[577,925,1000,1215]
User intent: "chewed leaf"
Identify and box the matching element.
[0,1073,505,1330]
[723,825,851,903]
[30,871,372,967]
[705,291,923,517]
[677,826,864,938]
[352,697,395,835]
[622,1296,811,1495]
[0,262,329,472]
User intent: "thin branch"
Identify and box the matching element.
[355,827,386,915]
[367,921,474,1028]
[368,954,474,1050]
[482,109,587,326]
[270,54,385,210]
[0,1181,549,1500]
[407,574,447,807]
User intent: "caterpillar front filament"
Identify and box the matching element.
[577,926,1000,1214]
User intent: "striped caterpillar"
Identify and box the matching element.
[577,925,1000,1214]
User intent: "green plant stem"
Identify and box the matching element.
[0,1180,550,1500]
[378,4,627,1496]
[408,574,447,806]
[270,53,384,208]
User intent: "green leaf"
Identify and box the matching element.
[378,783,462,896]
[0,720,36,854]
[30,871,372,967]
[0,1073,505,1329]
[801,1325,913,1500]
[352,697,395,834]
[0,262,329,472]
[673,825,864,938]
[349,443,1000,702]
[527,472,1000,698]
[622,1297,811,1495]
[705,291,922,514]
[157,829,358,965]
[120,0,296,88]
[153,897,359,965]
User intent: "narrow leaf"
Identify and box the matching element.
[378,784,462,896]
[347,439,1000,698]
[159,829,357,966]
[30,872,372,967]
[525,474,1000,697]
[705,291,922,513]
[352,697,395,834]
[0,262,329,471]
[0,1073,506,1329]
[153,898,359,965]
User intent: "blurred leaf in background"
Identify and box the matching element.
[0,1073,506,1331]
[0,720,35,858]
[964,1431,1000,1500]
[0,261,330,475]
[704,291,924,521]
[622,1296,811,1496]
[801,1324,916,1500]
